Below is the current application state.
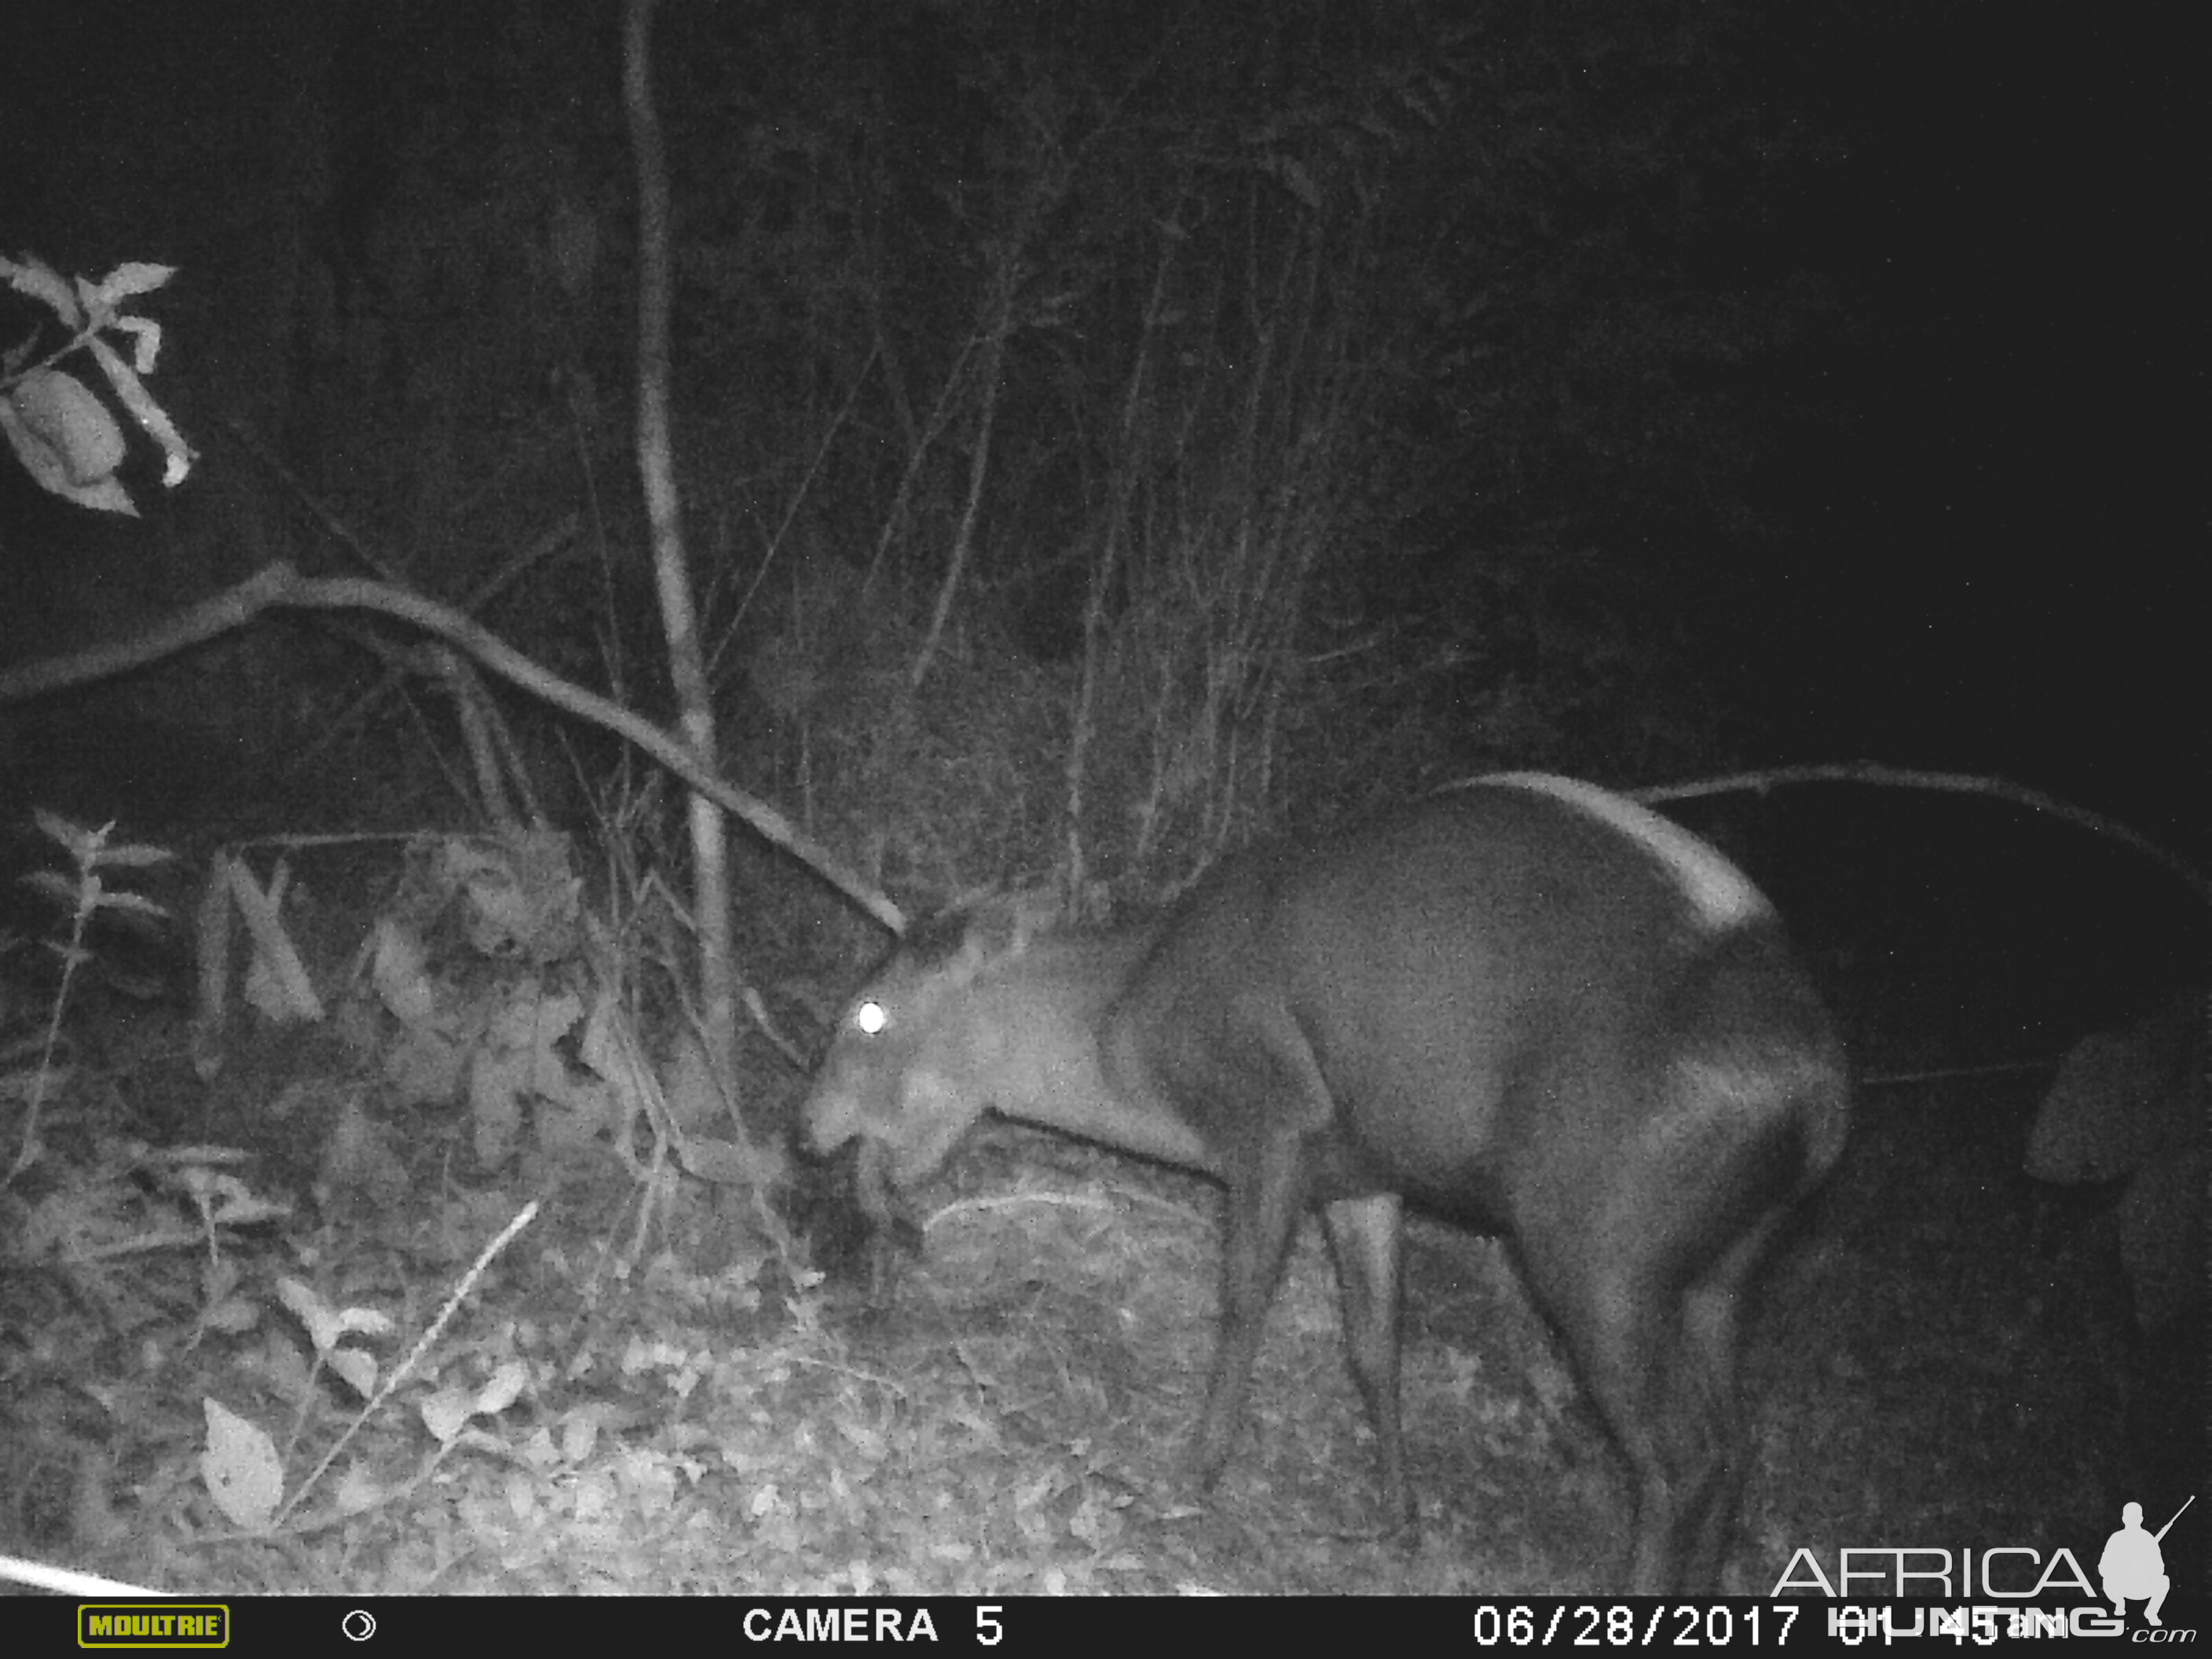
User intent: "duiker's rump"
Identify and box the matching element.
[803,774,1850,1592]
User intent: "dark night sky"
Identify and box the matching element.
[1797,7,2204,853]
[1,1,2203,855]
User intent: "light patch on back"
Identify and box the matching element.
[1478,772,1769,932]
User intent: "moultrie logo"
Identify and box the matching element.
[2098,1495,2191,1630]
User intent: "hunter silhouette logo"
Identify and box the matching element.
[2100,1496,2192,1628]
